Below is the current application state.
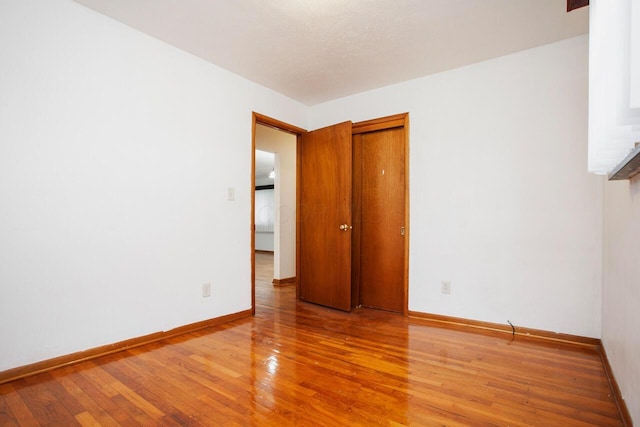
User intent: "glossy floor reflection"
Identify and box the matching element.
[0,253,623,426]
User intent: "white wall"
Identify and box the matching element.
[0,0,306,371]
[603,178,640,423]
[0,0,607,377]
[254,188,274,252]
[310,35,602,338]
[255,231,274,252]
[255,125,297,280]
[632,0,640,108]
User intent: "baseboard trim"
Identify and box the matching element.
[272,276,296,286]
[598,344,633,427]
[408,311,633,425]
[408,311,600,348]
[0,309,252,385]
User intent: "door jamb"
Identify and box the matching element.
[251,112,409,316]
[251,112,307,315]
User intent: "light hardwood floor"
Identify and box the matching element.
[0,252,623,426]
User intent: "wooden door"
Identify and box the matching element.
[298,121,353,311]
[354,125,406,313]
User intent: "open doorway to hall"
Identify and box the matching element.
[254,123,297,310]
[251,112,409,315]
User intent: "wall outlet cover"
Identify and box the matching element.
[441,281,451,294]
[202,283,211,297]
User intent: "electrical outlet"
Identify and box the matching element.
[441,281,451,294]
[202,283,211,298]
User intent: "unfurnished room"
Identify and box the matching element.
[1,0,639,425]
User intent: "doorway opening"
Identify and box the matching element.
[251,112,409,316]
[251,113,305,314]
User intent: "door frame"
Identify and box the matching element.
[251,113,306,314]
[251,112,409,316]
[352,113,410,315]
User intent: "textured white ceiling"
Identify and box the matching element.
[73,0,588,106]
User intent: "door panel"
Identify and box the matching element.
[299,121,353,311]
[359,127,406,312]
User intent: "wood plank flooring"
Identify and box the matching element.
[0,252,623,426]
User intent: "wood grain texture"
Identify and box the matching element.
[299,121,353,311]
[272,277,296,286]
[598,345,634,427]
[0,253,625,426]
[351,133,363,307]
[353,113,410,315]
[408,311,602,347]
[567,0,589,12]
[358,127,406,313]
[253,112,306,314]
[352,113,407,134]
[0,311,252,386]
